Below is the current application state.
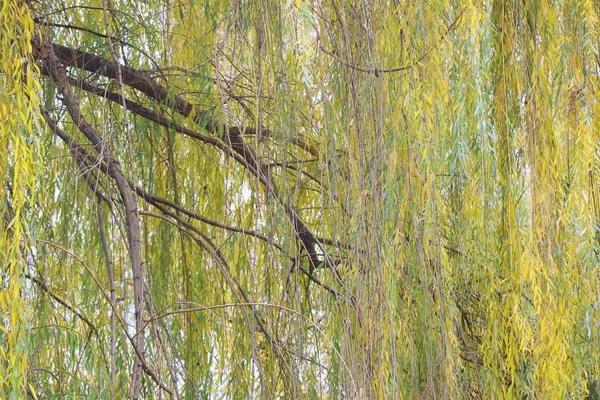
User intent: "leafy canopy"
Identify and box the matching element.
[1,0,600,398]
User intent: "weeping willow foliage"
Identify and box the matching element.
[0,0,39,397]
[1,0,600,398]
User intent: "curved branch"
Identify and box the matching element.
[34,33,149,399]
[36,52,333,273]
[24,273,99,336]
[320,9,464,76]
[37,239,173,397]
[33,18,160,71]
[136,190,286,252]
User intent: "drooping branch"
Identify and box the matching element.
[137,208,294,386]
[40,113,175,398]
[40,108,113,207]
[41,109,345,396]
[42,103,335,384]
[43,112,341,297]
[37,239,174,397]
[136,189,287,253]
[24,273,99,336]
[33,32,148,400]
[35,43,333,273]
[320,8,464,76]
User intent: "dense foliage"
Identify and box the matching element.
[1,0,600,398]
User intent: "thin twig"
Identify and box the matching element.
[321,8,464,76]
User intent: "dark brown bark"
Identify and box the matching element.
[33,32,148,400]
[37,42,331,272]
[41,105,175,399]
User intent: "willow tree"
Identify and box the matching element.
[1,0,600,398]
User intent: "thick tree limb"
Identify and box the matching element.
[43,116,340,297]
[36,52,331,272]
[33,32,148,400]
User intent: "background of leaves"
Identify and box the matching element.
[1,0,600,398]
